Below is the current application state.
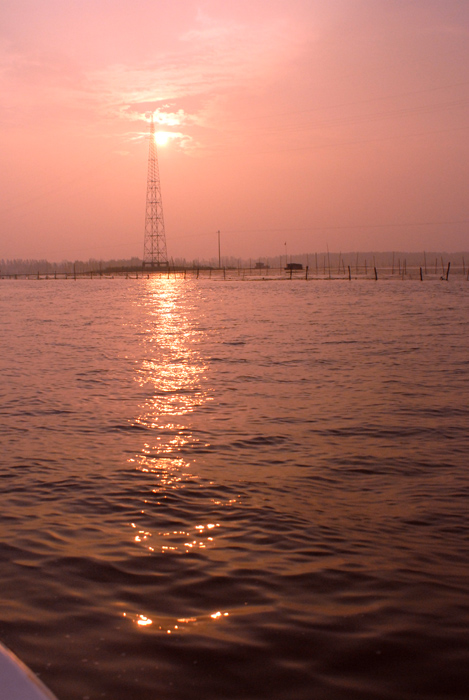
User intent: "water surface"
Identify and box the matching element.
[1,278,468,700]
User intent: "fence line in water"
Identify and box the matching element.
[1,264,468,282]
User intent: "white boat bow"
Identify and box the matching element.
[0,643,58,700]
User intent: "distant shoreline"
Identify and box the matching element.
[1,263,467,282]
[1,252,468,277]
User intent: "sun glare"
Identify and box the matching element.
[155,131,170,146]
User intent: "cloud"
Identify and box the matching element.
[85,13,304,140]
[0,3,305,153]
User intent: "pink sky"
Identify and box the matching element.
[1,0,468,262]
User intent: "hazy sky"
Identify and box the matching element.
[1,0,468,262]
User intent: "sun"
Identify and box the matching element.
[155,131,170,146]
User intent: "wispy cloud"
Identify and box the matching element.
[86,13,304,145]
[0,6,304,152]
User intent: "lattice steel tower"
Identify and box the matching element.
[143,115,168,268]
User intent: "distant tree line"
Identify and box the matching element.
[1,251,468,276]
[0,257,142,275]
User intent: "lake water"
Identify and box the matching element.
[1,278,468,700]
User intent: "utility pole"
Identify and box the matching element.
[218,230,221,268]
[143,115,168,268]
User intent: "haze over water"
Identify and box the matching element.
[1,278,468,700]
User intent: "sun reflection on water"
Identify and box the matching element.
[129,516,221,554]
[122,610,231,635]
[127,279,220,558]
[133,279,210,424]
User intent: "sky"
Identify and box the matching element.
[1,0,468,263]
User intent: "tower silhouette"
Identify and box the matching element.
[143,115,168,268]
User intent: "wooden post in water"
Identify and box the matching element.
[305,265,309,280]
[420,267,423,281]
[374,267,378,281]
[348,265,351,281]
[446,262,451,281]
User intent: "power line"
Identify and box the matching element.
[220,220,469,234]
[224,81,469,126]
